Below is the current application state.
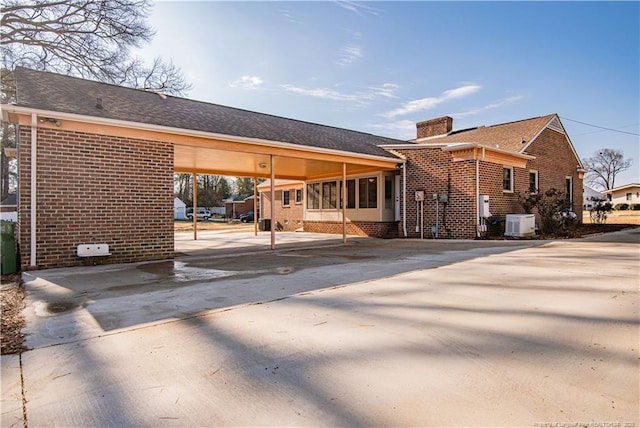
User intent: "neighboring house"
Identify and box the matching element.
[225,195,257,219]
[583,186,605,210]
[602,183,640,206]
[0,193,17,222]
[258,180,304,231]
[174,197,187,220]
[1,67,585,269]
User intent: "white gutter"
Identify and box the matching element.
[1,105,402,166]
[30,113,37,267]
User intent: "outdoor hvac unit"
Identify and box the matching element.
[504,214,536,238]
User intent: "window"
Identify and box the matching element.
[503,167,514,192]
[306,183,319,209]
[565,177,572,204]
[626,192,632,201]
[339,179,356,209]
[282,190,290,206]
[359,177,377,208]
[322,181,337,209]
[384,175,393,209]
[295,189,302,204]
[529,170,538,193]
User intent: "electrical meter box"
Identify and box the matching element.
[479,195,491,218]
[415,191,425,201]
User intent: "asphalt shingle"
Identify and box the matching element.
[13,67,405,159]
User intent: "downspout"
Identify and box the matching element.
[475,159,480,238]
[30,114,37,267]
[402,162,407,237]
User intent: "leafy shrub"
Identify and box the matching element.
[630,204,640,211]
[589,199,613,224]
[614,203,629,211]
[518,188,576,236]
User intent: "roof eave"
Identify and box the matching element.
[1,103,403,165]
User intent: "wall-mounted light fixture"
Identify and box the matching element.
[259,163,268,168]
[39,117,61,127]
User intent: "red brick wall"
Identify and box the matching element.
[304,221,398,238]
[260,187,304,231]
[395,128,584,239]
[416,116,453,138]
[18,126,174,269]
[396,147,478,239]
[524,128,583,219]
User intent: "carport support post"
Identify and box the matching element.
[253,177,258,236]
[270,155,275,250]
[193,172,197,241]
[342,162,347,244]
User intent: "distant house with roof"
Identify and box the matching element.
[1,66,584,269]
[602,183,640,206]
[225,195,257,219]
[0,193,17,222]
[583,186,605,210]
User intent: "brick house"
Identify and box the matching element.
[389,115,585,238]
[258,180,304,231]
[2,67,584,269]
[225,195,256,219]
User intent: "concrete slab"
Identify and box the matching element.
[17,228,640,426]
[0,355,24,428]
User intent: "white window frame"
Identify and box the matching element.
[528,170,539,194]
[503,167,514,193]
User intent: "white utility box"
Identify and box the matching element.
[479,195,491,218]
[77,243,111,257]
[505,214,536,238]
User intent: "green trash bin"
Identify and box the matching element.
[1,220,17,274]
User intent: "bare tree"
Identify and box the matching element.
[582,149,633,190]
[0,0,192,198]
[1,0,191,95]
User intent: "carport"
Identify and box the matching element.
[174,132,401,249]
[1,67,404,269]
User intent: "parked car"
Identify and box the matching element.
[186,208,212,221]
[239,211,254,223]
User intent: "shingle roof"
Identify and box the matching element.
[13,67,404,159]
[419,114,557,154]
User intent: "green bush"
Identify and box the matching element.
[630,204,640,211]
[614,203,629,211]
[589,200,613,224]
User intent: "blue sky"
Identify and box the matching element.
[138,1,639,186]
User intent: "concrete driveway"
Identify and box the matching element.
[2,229,639,427]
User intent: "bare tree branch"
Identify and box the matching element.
[0,0,191,95]
[582,149,633,190]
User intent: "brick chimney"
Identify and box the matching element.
[416,116,453,138]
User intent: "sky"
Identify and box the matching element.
[136,1,639,187]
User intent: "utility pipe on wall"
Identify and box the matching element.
[30,114,37,267]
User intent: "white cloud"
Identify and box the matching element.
[335,1,381,16]
[279,9,298,23]
[367,120,416,140]
[336,45,363,66]
[280,82,399,105]
[452,95,524,118]
[230,75,264,90]
[383,84,481,119]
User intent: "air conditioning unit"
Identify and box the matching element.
[505,214,536,238]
